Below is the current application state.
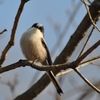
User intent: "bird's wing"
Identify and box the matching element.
[41,38,52,65]
[41,38,63,95]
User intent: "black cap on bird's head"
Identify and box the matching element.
[31,23,44,33]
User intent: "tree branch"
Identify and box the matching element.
[57,55,100,76]
[81,0,100,31]
[2,37,100,73]
[74,40,100,66]
[0,0,29,67]
[74,68,100,93]
[54,0,100,64]
[78,25,94,57]
[0,60,69,74]
[0,38,99,99]
[14,0,100,99]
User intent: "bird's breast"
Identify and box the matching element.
[20,28,47,63]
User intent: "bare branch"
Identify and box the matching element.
[54,0,100,64]
[14,0,100,99]
[1,38,99,74]
[81,0,100,31]
[57,39,100,94]
[74,68,100,93]
[0,60,70,74]
[1,40,99,100]
[1,55,100,77]
[0,0,29,67]
[0,42,100,95]
[57,55,100,76]
[74,40,100,66]
[13,38,100,99]
[78,25,95,57]
[80,55,100,65]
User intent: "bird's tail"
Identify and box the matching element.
[47,71,63,95]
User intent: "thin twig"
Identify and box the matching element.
[80,55,100,65]
[1,55,100,76]
[74,68,100,93]
[57,55,100,76]
[78,25,95,57]
[0,0,29,67]
[0,39,99,75]
[0,39,100,74]
[81,0,100,32]
[0,60,69,74]
[75,40,100,65]
[0,29,7,35]
[12,38,100,99]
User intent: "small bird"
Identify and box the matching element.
[20,23,63,95]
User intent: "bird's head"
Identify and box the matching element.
[31,23,44,33]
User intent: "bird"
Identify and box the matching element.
[20,23,63,95]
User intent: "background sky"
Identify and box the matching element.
[0,0,100,100]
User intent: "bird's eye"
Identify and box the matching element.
[39,27,44,33]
